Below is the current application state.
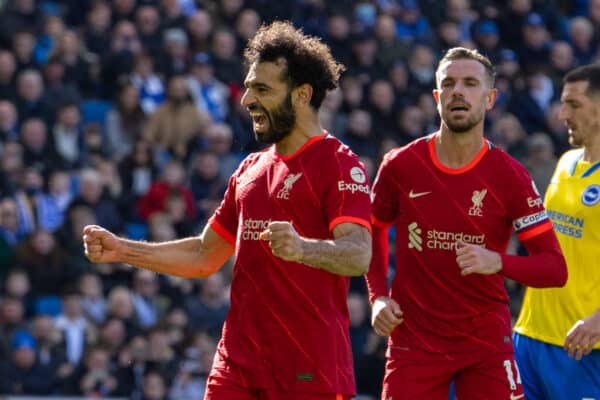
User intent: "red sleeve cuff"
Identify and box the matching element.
[209,218,236,246]
[329,216,372,234]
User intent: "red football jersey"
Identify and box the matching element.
[368,133,552,358]
[208,133,371,394]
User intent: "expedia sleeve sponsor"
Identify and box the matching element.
[337,180,370,194]
[512,210,548,231]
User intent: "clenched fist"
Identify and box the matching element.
[83,225,122,263]
[259,221,304,262]
[371,296,403,337]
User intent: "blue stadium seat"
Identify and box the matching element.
[80,99,112,128]
[34,295,62,317]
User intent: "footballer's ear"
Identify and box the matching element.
[293,84,313,106]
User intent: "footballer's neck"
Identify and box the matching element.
[275,113,322,156]
[583,136,600,163]
[436,125,485,168]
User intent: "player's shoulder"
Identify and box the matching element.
[233,147,270,175]
[556,148,584,172]
[486,141,530,175]
[380,135,429,166]
[316,133,363,162]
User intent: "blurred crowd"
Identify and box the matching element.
[0,0,595,398]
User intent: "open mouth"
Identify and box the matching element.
[449,104,469,112]
[249,112,267,126]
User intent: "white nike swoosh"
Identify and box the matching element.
[408,190,431,199]
[510,394,525,400]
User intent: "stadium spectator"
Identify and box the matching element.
[130,52,166,115]
[97,317,127,359]
[118,139,157,220]
[79,272,106,325]
[106,285,142,338]
[524,132,558,198]
[83,1,112,57]
[184,272,229,337]
[0,197,20,266]
[325,13,353,67]
[141,370,169,400]
[101,20,143,99]
[0,296,27,359]
[0,50,17,101]
[70,168,121,233]
[158,28,189,80]
[135,5,163,60]
[568,16,597,65]
[187,52,230,123]
[3,268,33,317]
[138,159,196,221]
[131,269,171,329]
[77,345,119,397]
[210,28,243,85]
[15,68,53,124]
[12,30,37,71]
[0,100,18,141]
[116,335,150,399]
[0,330,56,395]
[203,122,240,178]
[143,75,208,161]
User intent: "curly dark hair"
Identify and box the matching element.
[244,21,345,109]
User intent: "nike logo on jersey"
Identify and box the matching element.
[510,394,524,400]
[408,190,431,198]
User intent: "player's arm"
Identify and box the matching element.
[564,308,600,360]
[455,228,567,287]
[83,224,234,278]
[259,221,371,276]
[499,228,567,287]
[366,220,403,336]
[366,220,391,304]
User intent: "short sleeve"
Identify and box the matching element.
[322,146,372,234]
[208,173,238,245]
[371,152,399,227]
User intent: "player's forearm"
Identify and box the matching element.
[117,237,218,278]
[365,224,390,304]
[299,229,372,276]
[501,229,568,287]
[501,252,567,287]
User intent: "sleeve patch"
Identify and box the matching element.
[513,210,549,232]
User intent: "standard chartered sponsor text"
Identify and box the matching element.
[408,223,486,252]
[242,218,271,240]
[426,229,485,251]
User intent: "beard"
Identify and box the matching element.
[441,109,484,133]
[253,92,296,144]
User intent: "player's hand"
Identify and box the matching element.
[259,221,304,262]
[83,225,122,263]
[455,239,502,276]
[564,310,600,360]
[371,296,403,336]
